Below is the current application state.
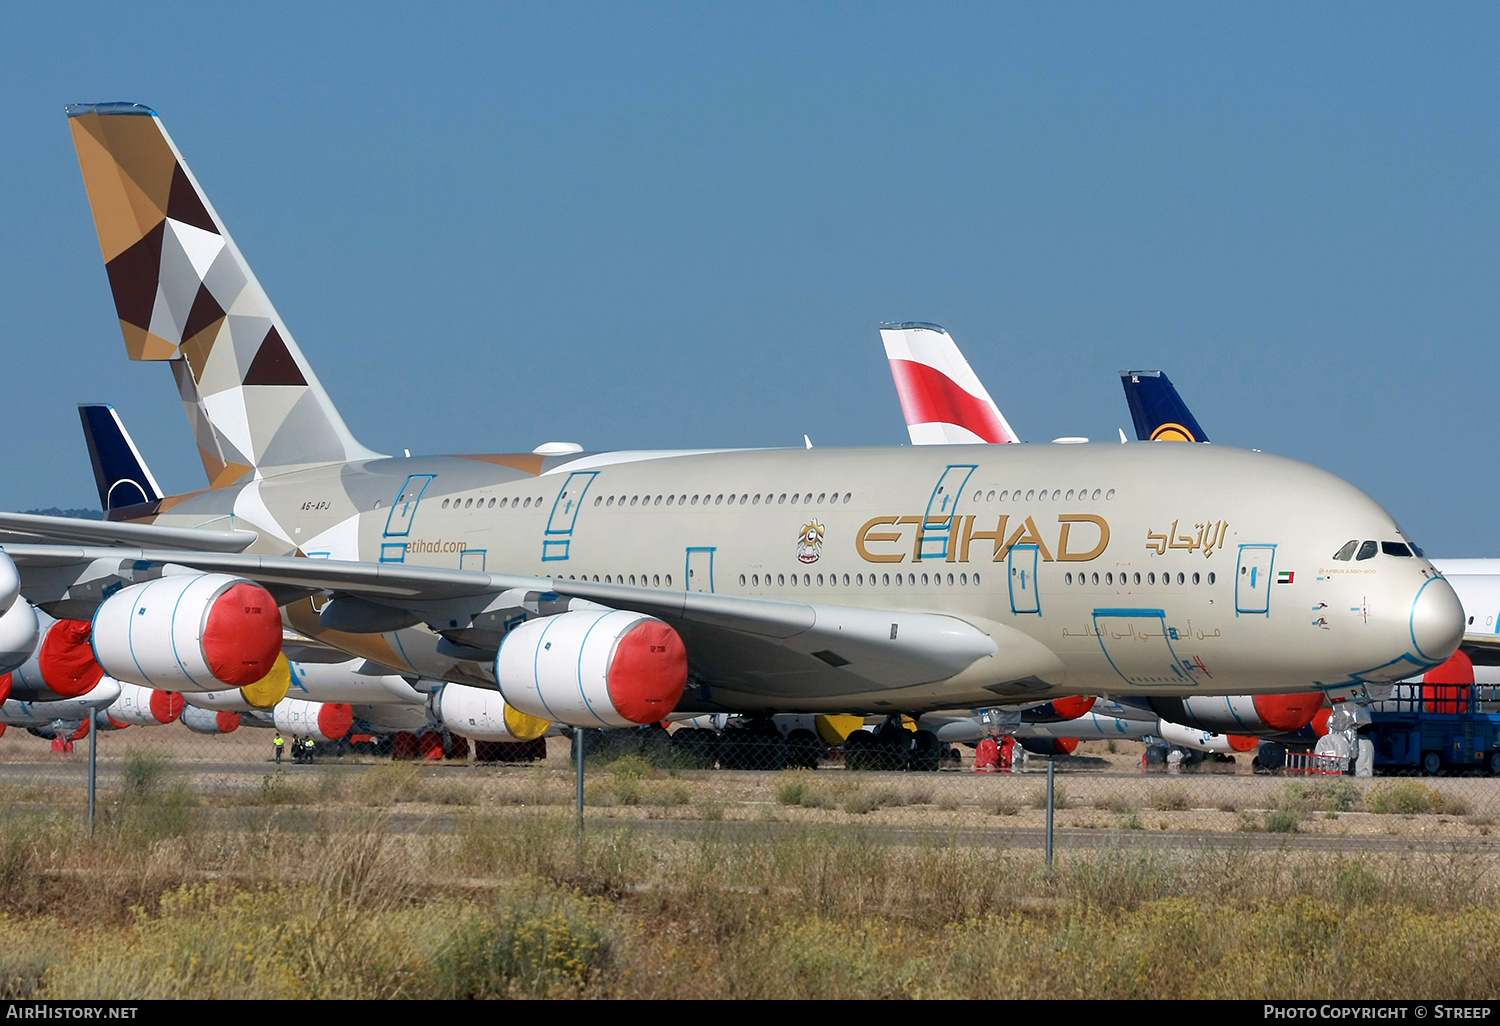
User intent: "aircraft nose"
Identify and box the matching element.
[1409,575,1464,666]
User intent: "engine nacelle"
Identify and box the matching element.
[288,659,425,705]
[179,705,241,734]
[1145,693,1325,738]
[273,699,354,742]
[106,681,185,726]
[1157,718,1255,754]
[1015,736,1078,757]
[9,615,105,701]
[92,574,281,692]
[496,609,687,727]
[0,598,38,676]
[0,677,121,727]
[1021,696,1097,723]
[435,682,549,742]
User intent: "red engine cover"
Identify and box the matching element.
[38,620,104,698]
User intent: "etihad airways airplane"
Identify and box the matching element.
[0,102,1462,738]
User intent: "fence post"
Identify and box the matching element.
[87,711,98,837]
[1045,757,1055,869]
[575,727,585,872]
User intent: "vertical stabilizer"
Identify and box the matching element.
[1119,370,1210,443]
[66,103,383,488]
[880,322,1020,445]
[78,404,163,517]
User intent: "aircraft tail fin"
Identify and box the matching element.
[1119,370,1210,443]
[78,404,164,518]
[879,322,1020,445]
[66,103,382,488]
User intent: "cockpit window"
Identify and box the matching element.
[1382,541,1413,557]
[1332,540,1358,561]
[1411,543,1425,558]
[1355,540,1378,561]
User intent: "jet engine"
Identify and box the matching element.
[91,574,281,692]
[105,681,186,726]
[179,705,241,734]
[1157,719,1257,754]
[272,698,354,743]
[8,615,106,700]
[1021,696,1097,723]
[435,682,550,742]
[1015,737,1078,756]
[1143,693,1324,738]
[0,551,36,676]
[495,609,687,728]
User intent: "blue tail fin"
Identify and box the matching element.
[78,404,165,518]
[1119,370,1210,443]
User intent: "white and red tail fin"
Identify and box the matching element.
[880,322,1020,445]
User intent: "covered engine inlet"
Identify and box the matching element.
[92,573,282,692]
[496,609,687,728]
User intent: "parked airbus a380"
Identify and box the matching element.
[0,102,1463,737]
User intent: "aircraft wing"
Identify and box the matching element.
[0,512,255,553]
[4,543,1057,700]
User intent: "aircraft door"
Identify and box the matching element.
[919,465,977,561]
[1092,608,1201,687]
[1235,545,1276,616]
[686,547,716,593]
[542,472,598,562]
[384,475,434,538]
[1008,544,1041,615]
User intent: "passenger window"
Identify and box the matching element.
[818,493,827,503]
[441,498,450,509]
[1382,541,1413,557]
[1333,540,1357,561]
[1356,540,1378,561]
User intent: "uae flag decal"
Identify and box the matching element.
[1277,571,1295,585]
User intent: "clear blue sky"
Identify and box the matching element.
[2,3,1497,553]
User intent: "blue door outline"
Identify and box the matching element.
[384,475,434,538]
[1091,607,1201,687]
[918,465,977,561]
[1235,544,1276,616]
[459,549,487,572]
[1008,543,1041,614]
[542,471,598,562]
[686,547,716,593]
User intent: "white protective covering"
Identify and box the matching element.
[0,677,120,726]
[179,704,237,734]
[272,698,351,742]
[496,609,672,728]
[91,573,272,692]
[0,597,38,676]
[106,680,178,726]
[436,682,547,741]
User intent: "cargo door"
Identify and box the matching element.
[1092,607,1200,688]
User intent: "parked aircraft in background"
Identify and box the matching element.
[881,324,1331,754]
[0,104,1460,749]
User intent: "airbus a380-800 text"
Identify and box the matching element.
[0,102,1462,741]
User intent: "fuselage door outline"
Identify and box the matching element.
[383,475,434,539]
[1235,544,1276,616]
[1008,543,1041,615]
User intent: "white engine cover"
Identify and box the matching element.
[495,609,688,728]
[0,550,20,614]
[0,677,120,726]
[91,574,282,692]
[0,598,37,676]
[1157,718,1251,754]
[106,681,185,726]
[179,705,241,734]
[436,682,549,741]
[272,698,353,742]
[287,660,425,704]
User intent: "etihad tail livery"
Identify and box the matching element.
[0,103,1462,735]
